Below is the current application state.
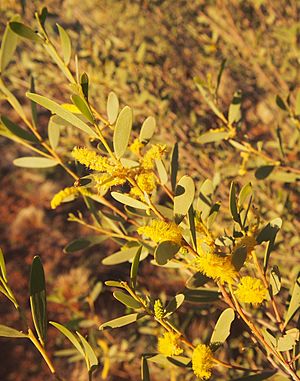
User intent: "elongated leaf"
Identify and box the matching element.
[270,266,281,296]
[277,329,299,351]
[183,288,220,303]
[255,165,275,180]
[50,321,84,356]
[107,91,119,124]
[111,192,148,210]
[164,294,185,317]
[30,256,47,345]
[296,89,300,116]
[228,90,242,124]
[232,246,247,271]
[71,94,94,123]
[99,313,139,330]
[186,272,209,290]
[130,246,142,288]
[276,95,287,111]
[139,116,156,143]
[284,274,300,327]
[0,82,26,121]
[231,371,276,381]
[48,116,61,150]
[210,308,235,345]
[0,324,27,338]
[1,116,37,143]
[102,246,141,265]
[9,22,43,43]
[155,159,168,185]
[13,157,58,168]
[170,142,178,192]
[174,176,195,223]
[56,24,71,65]
[141,356,150,381]
[64,236,106,253]
[0,16,20,72]
[113,291,142,309]
[105,281,125,288]
[0,248,7,282]
[76,332,98,371]
[154,241,180,265]
[197,179,213,220]
[26,93,97,137]
[113,106,132,159]
[238,182,252,208]
[229,182,241,225]
[188,205,197,250]
[198,130,231,144]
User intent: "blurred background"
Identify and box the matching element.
[0,1,299,380]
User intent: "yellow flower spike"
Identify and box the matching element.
[129,138,144,155]
[154,299,164,319]
[194,252,237,285]
[141,144,166,170]
[235,276,267,306]
[50,186,91,209]
[157,332,183,356]
[93,173,127,191]
[137,220,182,245]
[192,344,214,380]
[72,147,112,172]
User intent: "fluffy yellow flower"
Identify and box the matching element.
[192,344,214,380]
[194,252,237,284]
[235,276,267,305]
[137,220,182,245]
[157,332,183,356]
[129,138,144,155]
[154,299,164,319]
[137,172,156,193]
[141,144,166,170]
[51,186,91,209]
[72,147,112,172]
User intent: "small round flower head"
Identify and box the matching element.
[137,220,182,245]
[154,299,164,319]
[141,144,166,170]
[157,332,183,356]
[192,344,214,380]
[129,138,144,155]
[235,276,267,305]
[194,252,237,285]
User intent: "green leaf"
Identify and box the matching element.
[113,291,142,309]
[170,142,178,192]
[155,159,168,185]
[183,288,220,303]
[30,76,38,128]
[270,266,281,296]
[229,182,241,225]
[0,324,27,338]
[139,116,156,143]
[238,182,252,208]
[188,205,197,250]
[130,246,142,288]
[196,179,213,220]
[198,130,231,144]
[276,95,287,111]
[30,256,47,345]
[111,192,148,210]
[0,82,26,121]
[9,22,43,43]
[48,116,61,150]
[185,272,209,290]
[64,236,106,253]
[228,90,242,124]
[284,273,300,327]
[164,294,185,317]
[231,371,276,381]
[89,282,102,304]
[255,165,275,180]
[0,15,20,73]
[0,248,7,282]
[113,106,133,159]
[154,241,180,265]
[141,356,151,381]
[107,91,119,124]
[50,321,84,356]
[277,329,299,352]
[80,72,89,99]
[1,116,38,143]
[26,92,97,137]
[105,280,125,288]
[232,246,247,271]
[210,308,235,345]
[76,331,98,372]
[268,170,300,183]
[174,175,195,223]
[99,313,139,330]
[71,94,94,123]
[102,246,141,265]
[13,157,58,168]
[56,24,71,65]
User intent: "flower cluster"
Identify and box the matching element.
[157,332,183,356]
[51,186,92,209]
[137,220,182,245]
[154,299,164,319]
[235,276,267,305]
[192,344,214,380]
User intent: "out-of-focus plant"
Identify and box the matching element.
[0,7,299,381]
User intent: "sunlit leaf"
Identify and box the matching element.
[111,192,148,210]
[99,313,140,330]
[154,241,180,265]
[139,116,156,143]
[113,106,133,159]
[57,24,72,65]
[0,15,20,72]
[9,22,43,43]
[107,91,119,124]
[210,308,235,345]
[13,157,58,168]
[71,94,94,123]
[0,324,27,338]
[50,321,84,356]
[284,273,300,327]
[113,291,142,309]
[174,175,195,223]
[164,294,185,317]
